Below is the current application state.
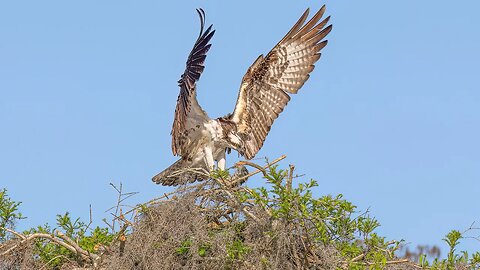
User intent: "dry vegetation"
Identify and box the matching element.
[1,157,479,269]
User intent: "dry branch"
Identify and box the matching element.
[230,155,286,186]
[0,227,100,267]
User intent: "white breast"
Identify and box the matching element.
[203,119,223,140]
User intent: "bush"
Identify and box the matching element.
[0,188,24,242]
[1,160,479,269]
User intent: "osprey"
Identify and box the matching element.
[153,6,332,186]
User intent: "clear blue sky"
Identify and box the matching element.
[1,0,479,256]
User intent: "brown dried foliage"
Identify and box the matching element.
[104,183,341,270]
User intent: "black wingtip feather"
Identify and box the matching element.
[196,8,206,40]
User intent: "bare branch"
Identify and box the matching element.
[287,164,295,192]
[229,155,286,186]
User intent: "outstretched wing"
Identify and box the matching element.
[230,6,332,159]
[172,9,215,156]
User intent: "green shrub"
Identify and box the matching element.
[0,188,24,241]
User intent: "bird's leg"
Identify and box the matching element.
[203,146,215,172]
[217,150,226,171]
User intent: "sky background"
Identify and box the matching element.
[1,0,479,257]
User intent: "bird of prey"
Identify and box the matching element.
[153,6,332,186]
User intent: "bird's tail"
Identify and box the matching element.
[152,158,209,186]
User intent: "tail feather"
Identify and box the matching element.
[152,158,209,186]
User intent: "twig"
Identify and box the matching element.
[83,204,93,234]
[287,164,295,192]
[121,183,205,218]
[110,182,123,232]
[39,255,71,270]
[2,232,73,258]
[374,259,410,265]
[214,188,260,223]
[236,161,268,177]
[1,226,26,240]
[56,230,100,263]
[229,155,286,186]
[350,253,365,262]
